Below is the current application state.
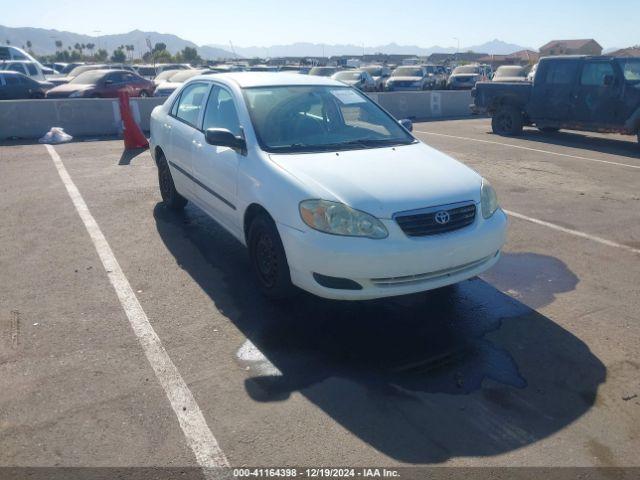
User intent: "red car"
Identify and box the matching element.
[46,69,155,98]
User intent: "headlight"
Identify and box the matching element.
[69,90,84,98]
[480,179,499,219]
[299,200,388,239]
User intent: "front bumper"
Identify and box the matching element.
[278,208,507,300]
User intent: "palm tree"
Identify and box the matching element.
[86,43,95,58]
[55,40,63,51]
[5,39,10,45]
[26,40,32,50]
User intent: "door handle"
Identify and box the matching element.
[164,123,171,130]
[192,140,202,148]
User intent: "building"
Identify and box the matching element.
[539,39,602,56]
[427,52,488,66]
[608,46,640,57]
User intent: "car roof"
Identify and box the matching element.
[190,71,345,88]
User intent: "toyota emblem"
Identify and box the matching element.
[434,210,450,225]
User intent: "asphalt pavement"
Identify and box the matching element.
[1,118,639,473]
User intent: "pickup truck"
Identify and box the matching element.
[472,56,640,143]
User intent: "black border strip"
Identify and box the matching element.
[168,160,236,211]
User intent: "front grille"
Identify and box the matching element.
[394,201,476,237]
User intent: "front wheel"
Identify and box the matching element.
[139,90,149,97]
[492,106,524,136]
[248,214,295,300]
[157,153,187,211]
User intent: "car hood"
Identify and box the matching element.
[388,76,422,82]
[47,83,93,94]
[155,81,180,91]
[269,142,481,218]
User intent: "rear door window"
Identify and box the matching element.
[27,63,38,75]
[580,62,615,86]
[543,61,579,85]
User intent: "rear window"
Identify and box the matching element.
[0,47,10,60]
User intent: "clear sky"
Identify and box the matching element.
[4,0,639,49]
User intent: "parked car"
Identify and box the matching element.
[153,69,211,97]
[153,69,183,86]
[385,66,431,91]
[46,69,155,98]
[361,65,391,91]
[49,63,136,85]
[135,65,159,79]
[157,63,194,72]
[0,45,47,72]
[0,60,47,81]
[149,72,506,300]
[492,65,528,83]
[309,66,339,77]
[472,56,640,142]
[422,64,447,89]
[447,64,482,90]
[0,71,53,99]
[331,70,376,91]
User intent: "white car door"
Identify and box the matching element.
[165,82,210,200]
[190,84,243,234]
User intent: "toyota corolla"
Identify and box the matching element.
[150,72,507,300]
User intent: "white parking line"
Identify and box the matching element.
[45,145,229,468]
[504,209,640,255]
[414,130,640,170]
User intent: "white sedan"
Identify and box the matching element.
[150,73,507,300]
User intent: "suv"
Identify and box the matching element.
[0,60,47,82]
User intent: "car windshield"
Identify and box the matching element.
[69,70,106,84]
[68,65,103,77]
[453,66,480,74]
[392,67,422,77]
[616,58,640,83]
[243,85,415,153]
[362,66,383,76]
[495,66,525,77]
[334,71,361,81]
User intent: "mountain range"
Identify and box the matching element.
[1,25,529,59]
[213,39,531,58]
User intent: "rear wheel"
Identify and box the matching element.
[248,214,295,300]
[157,152,187,211]
[492,106,523,136]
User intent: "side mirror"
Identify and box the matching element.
[603,74,614,86]
[399,118,413,132]
[205,128,246,152]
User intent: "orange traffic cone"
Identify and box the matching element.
[119,90,149,150]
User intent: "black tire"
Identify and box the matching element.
[539,127,559,133]
[248,214,295,300]
[139,90,149,98]
[492,106,524,136]
[157,153,187,211]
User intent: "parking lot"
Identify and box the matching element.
[1,118,639,472]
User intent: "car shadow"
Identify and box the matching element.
[511,128,640,161]
[153,203,605,464]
